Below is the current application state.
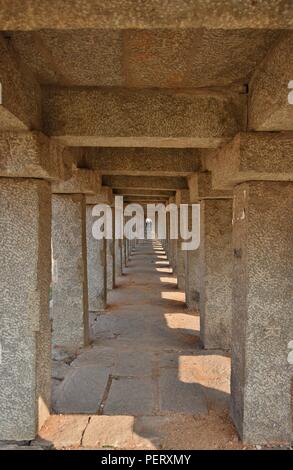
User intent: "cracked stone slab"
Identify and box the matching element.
[71,346,116,369]
[39,415,90,449]
[103,376,154,416]
[53,366,109,414]
[82,416,135,449]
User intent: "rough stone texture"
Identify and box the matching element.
[39,415,90,449]
[231,181,293,444]
[86,186,113,205]
[53,366,109,414]
[107,239,115,291]
[114,239,123,279]
[85,147,200,175]
[0,34,41,130]
[211,132,293,190]
[82,416,135,449]
[185,248,201,311]
[86,205,107,311]
[43,87,246,148]
[0,131,73,180]
[249,32,293,131]
[10,29,279,88]
[103,175,188,191]
[115,189,175,198]
[176,240,185,291]
[188,171,232,199]
[51,194,89,351]
[0,178,51,440]
[0,1,292,29]
[52,168,101,194]
[199,199,233,350]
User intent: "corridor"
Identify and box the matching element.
[39,240,238,450]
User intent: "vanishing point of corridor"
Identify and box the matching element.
[40,240,236,450]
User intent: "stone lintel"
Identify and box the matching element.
[43,87,246,148]
[52,169,101,194]
[85,147,201,176]
[0,34,42,131]
[175,189,190,205]
[0,131,73,181]
[249,32,293,131]
[114,189,175,198]
[211,132,293,190]
[102,175,188,191]
[188,172,232,201]
[0,1,292,29]
[86,186,113,205]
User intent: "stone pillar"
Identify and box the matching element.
[107,239,115,290]
[0,178,51,440]
[199,198,233,350]
[52,194,89,352]
[86,205,107,311]
[177,240,185,290]
[122,237,127,269]
[231,181,293,444]
[115,238,123,279]
[184,205,200,311]
[185,248,200,312]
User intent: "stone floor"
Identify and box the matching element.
[39,240,243,450]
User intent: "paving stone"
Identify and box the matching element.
[52,360,71,380]
[71,346,115,369]
[54,366,109,414]
[159,369,208,415]
[114,351,153,376]
[104,377,154,416]
[39,415,90,449]
[82,416,134,449]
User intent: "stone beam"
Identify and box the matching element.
[188,172,232,201]
[210,132,293,190]
[102,175,188,191]
[123,196,168,204]
[114,189,175,198]
[0,131,73,181]
[0,1,292,29]
[52,168,101,194]
[0,34,41,131]
[85,148,201,176]
[249,32,293,131]
[86,186,113,205]
[43,87,246,148]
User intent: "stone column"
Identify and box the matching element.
[199,198,233,350]
[108,207,116,290]
[185,248,200,312]
[177,239,185,290]
[115,238,123,279]
[231,181,293,444]
[51,170,100,353]
[184,205,200,311]
[86,205,107,311]
[107,238,115,290]
[52,194,89,352]
[0,178,51,440]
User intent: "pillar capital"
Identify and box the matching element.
[52,168,101,194]
[0,131,73,181]
[188,172,232,202]
[211,132,293,190]
[86,186,113,205]
[175,189,190,205]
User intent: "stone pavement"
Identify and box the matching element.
[40,240,236,449]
